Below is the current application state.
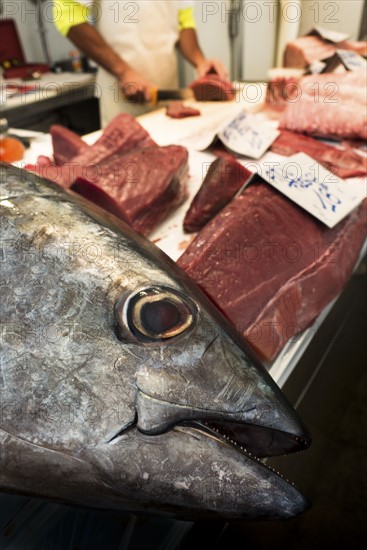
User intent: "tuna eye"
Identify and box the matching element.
[115,287,197,343]
[140,300,181,334]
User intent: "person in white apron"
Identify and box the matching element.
[53,0,228,125]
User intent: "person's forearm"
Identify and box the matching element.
[177,28,228,79]
[177,28,206,68]
[68,22,154,101]
[68,22,129,79]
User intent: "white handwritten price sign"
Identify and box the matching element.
[262,153,366,228]
[336,49,367,71]
[218,112,280,159]
[179,119,226,151]
[311,26,349,43]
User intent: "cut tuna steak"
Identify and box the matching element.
[71,145,189,235]
[166,102,201,119]
[183,157,253,233]
[59,113,157,187]
[178,181,367,362]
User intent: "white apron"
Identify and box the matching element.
[93,0,180,125]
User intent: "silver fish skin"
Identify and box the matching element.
[0,164,311,520]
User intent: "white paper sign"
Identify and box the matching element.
[336,49,367,71]
[176,103,246,152]
[261,153,366,228]
[311,26,349,43]
[218,112,280,159]
[309,60,327,74]
[178,119,227,151]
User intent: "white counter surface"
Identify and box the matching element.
[0,71,96,112]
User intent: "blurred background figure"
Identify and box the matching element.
[53,0,228,124]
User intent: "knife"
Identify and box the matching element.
[150,86,194,105]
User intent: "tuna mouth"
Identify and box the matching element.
[110,417,310,461]
[132,391,311,459]
[177,420,310,459]
[116,419,308,493]
[107,416,310,519]
[172,421,309,503]
[108,417,310,499]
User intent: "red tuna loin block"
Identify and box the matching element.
[183,157,253,233]
[208,139,240,162]
[280,95,367,141]
[71,145,189,235]
[284,35,367,68]
[264,68,308,116]
[50,125,90,165]
[178,182,367,362]
[279,71,367,141]
[189,74,236,101]
[271,130,367,179]
[58,113,157,187]
[166,102,201,119]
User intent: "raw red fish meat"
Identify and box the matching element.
[24,114,188,235]
[71,145,189,235]
[183,157,253,233]
[279,71,367,140]
[25,114,157,187]
[178,181,367,362]
[265,69,304,112]
[189,74,235,102]
[59,113,156,187]
[284,34,367,68]
[50,125,89,165]
[208,139,240,162]
[166,102,201,119]
[271,130,367,179]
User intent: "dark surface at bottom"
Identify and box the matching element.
[182,263,367,549]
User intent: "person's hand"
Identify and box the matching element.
[117,67,155,103]
[196,59,229,80]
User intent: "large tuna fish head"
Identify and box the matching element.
[0,164,311,520]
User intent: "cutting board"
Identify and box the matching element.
[138,82,267,147]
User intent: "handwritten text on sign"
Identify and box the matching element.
[336,49,367,71]
[262,153,366,228]
[218,112,280,159]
